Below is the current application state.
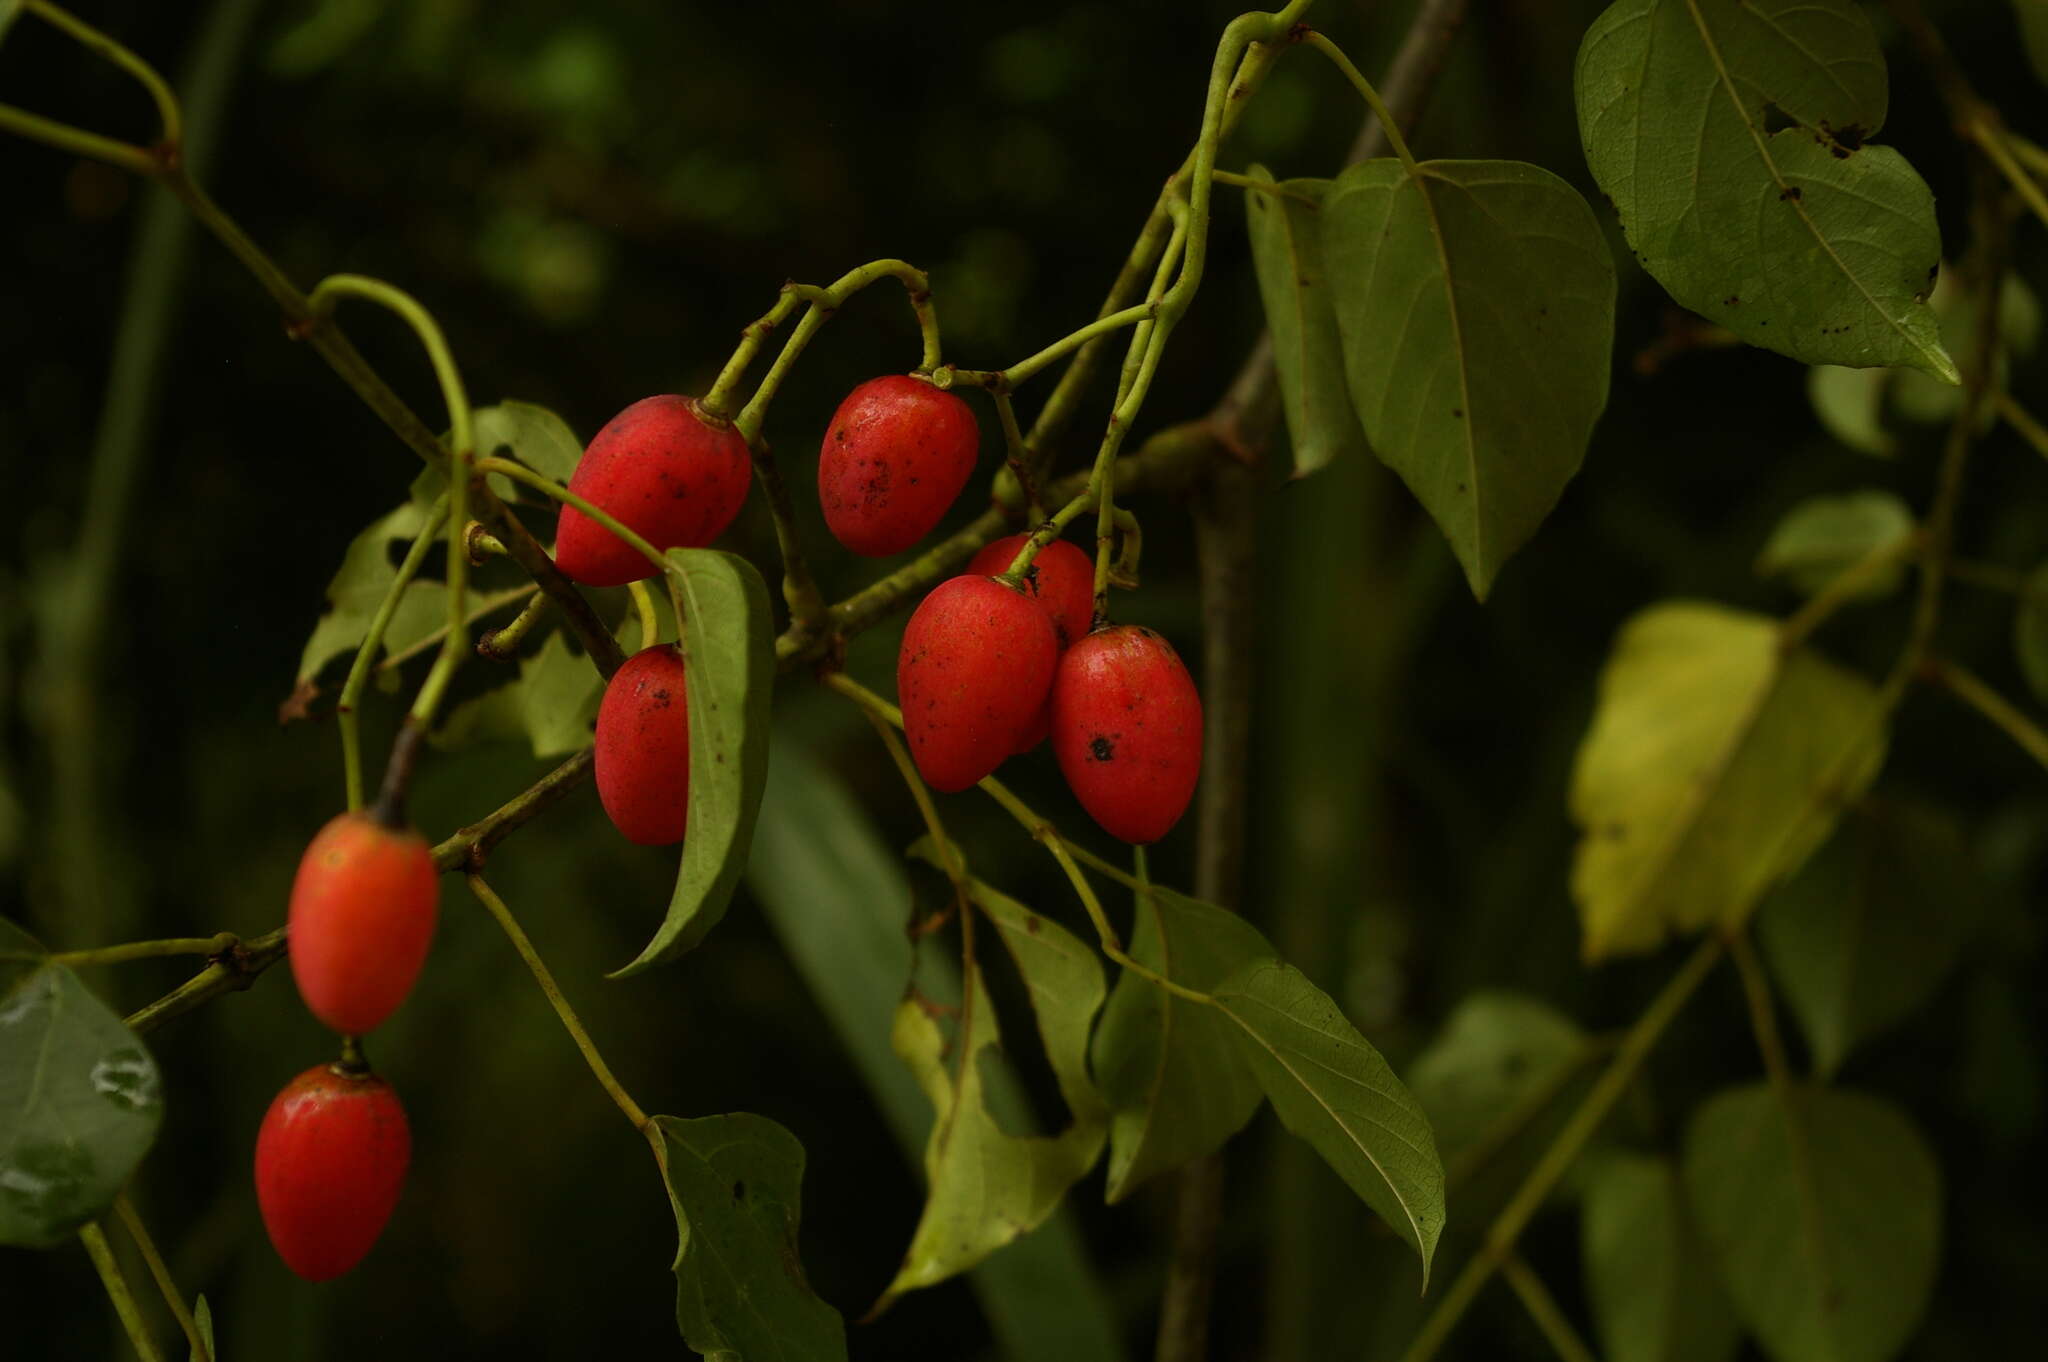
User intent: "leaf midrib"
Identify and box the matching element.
[1408,166,1487,581]
[1678,0,1945,375]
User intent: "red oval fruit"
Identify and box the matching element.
[966,534,1096,649]
[898,576,1059,792]
[255,1062,411,1282]
[288,813,439,1035]
[1051,625,1203,844]
[595,644,691,846]
[555,395,753,587]
[967,534,1096,752]
[820,375,979,556]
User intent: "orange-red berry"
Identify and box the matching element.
[1051,625,1203,844]
[898,576,1059,792]
[819,375,979,556]
[555,395,752,587]
[287,812,438,1036]
[966,534,1096,752]
[594,645,692,846]
[255,1063,410,1282]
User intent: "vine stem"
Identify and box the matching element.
[465,873,650,1131]
[1776,529,1923,650]
[729,260,937,441]
[123,929,288,1034]
[0,103,157,171]
[52,934,232,967]
[1996,390,2048,462]
[339,494,448,810]
[627,580,661,651]
[78,1222,166,1362]
[473,588,550,662]
[1301,31,1423,176]
[1500,1252,1599,1362]
[1399,936,1725,1362]
[112,1192,209,1362]
[472,457,669,576]
[22,0,182,147]
[1923,656,2048,772]
[851,701,967,889]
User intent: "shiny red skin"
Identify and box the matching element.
[898,576,1059,792]
[820,375,980,556]
[288,813,439,1035]
[555,395,752,587]
[595,645,691,846]
[1051,626,1204,844]
[255,1064,410,1282]
[967,534,1096,752]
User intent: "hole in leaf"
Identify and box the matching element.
[1759,101,1797,135]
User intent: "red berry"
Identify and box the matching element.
[966,534,1096,752]
[287,813,439,1035]
[255,1063,410,1282]
[966,534,1096,649]
[898,576,1059,792]
[1051,625,1203,844]
[555,395,753,587]
[595,645,691,846]
[820,375,979,556]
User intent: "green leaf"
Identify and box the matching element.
[432,628,601,758]
[191,1294,214,1362]
[1244,167,1363,477]
[1806,363,1897,457]
[878,866,1108,1307]
[472,400,583,484]
[1211,957,1445,1283]
[612,549,773,976]
[1576,0,1953,379]
[2014,563,2048,706]
[650,1112,847,1362]
[1756,799,1981,1076]
[1092,885,1270,1202]
[1570,602,1889,962]
[1755,490,1914,600]
[1581,1152,1741,1362]
[1324,157,1615,599]
[1684,1083,1941,1362]
[295,503,444,687]
[0,920,164,1247]
[1407,991,1588,1156]
[747,736,1128,1362]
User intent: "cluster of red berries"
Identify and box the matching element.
[258,810,435,1280]
[556,374,1201,847]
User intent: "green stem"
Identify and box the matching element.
[123,929,289,1034]
[1004,490,1096,578]
[1400,936,1725,1362]
[1500,1252,1599,1362]
[473,456,669,576]
[473,588,550,662]
[746,432,831,633]
[1776,529,1922,650]
[1209,169,1323,205]
[1995,389,2048,462]
[946,302,1159,393]
[701,289,809,419]
[466,873,650,1131]
[25,0,183,148]
[0,103,158,172]
[627,580,662,651]
[339,494,449,809]
[53,935,232,968]
[1969,116,2048,237]
[112,1193,209,1362]
[430,750,594,871]
[731,259,937,442]
[1925,656,2048,772]
[850,692,967,888]
[79,1222,166,1362]
[1301,31,1422,176]
[990,388,1043,515]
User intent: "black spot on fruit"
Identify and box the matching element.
[1088,735,1115,762]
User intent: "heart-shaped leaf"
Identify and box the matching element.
[1244,167,1363,477]
[1324,158,1615,599]
[1582,1151,1742,1362]
[1755,490,1915,600]
[1576,0,1953,379]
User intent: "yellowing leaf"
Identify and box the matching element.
[1569,602,1888,961]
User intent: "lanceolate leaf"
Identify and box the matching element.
[1684,1084,1941,1362]
[1575,0,1953,379]
[1244,166,1362,477]
[0,920,164,1247]
[1581,1152,1741,1362]
[1211,957,1445,1283]
[877,876,1108,1307]
[747,740,1127,1362]
[1756,799,1982,1076]
[651,1112,847,1362]
[432,627,601,757]
[1570,602,1888,962]
[1091,885,1271,1202]
[613,550,773,975]
[1324,157,1616,599]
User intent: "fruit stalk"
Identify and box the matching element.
[77,1222,166,1362]
[112,1193,210,1362]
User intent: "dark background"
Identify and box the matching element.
[2,1,2042,1358]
